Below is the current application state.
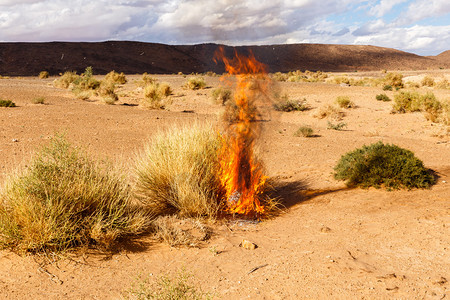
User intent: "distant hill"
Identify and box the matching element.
[0,41,448,76]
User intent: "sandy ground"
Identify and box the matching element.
[0,72,449,299]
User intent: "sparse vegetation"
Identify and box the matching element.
[98,80,119,104]
[313,104,345,120]
[273,95,309,112]
[294,126,314,137]
[383,84,393,91]
[0,135,149,253]
[327,121,347,130]
[392,91,422,113]
[141,82,172,109]
[383,72,403,89]
[211,87,232,105]
[125,268,212,300]
[134,123,223,218]
[335,96,355,108]
[31,97,45,104]
[421,76,435,87]
[104,71,127,84]
[184,77,206,90]
[334,141,435,190]
[0,99,16,107]
[38,71,49,79]
[376,93,391,102]
[53,71,79,89]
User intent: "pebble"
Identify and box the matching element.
[240,239,257,250]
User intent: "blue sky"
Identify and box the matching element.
[0,0,449,55]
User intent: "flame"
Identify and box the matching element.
[214,46,269,216]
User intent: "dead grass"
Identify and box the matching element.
[184,77,206,90]
[104,71,127,84]
[0,135,150,253]
[312,104,345,120]
[38,71,49,79]
[134,123,223,218]
[141,82,172,109]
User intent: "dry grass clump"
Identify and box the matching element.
[421,76,435,87]
[211,87,232,105]
[134,123,223,218]
[53,71,79,89]
[393,91,449,124]
[313,104,345,120]
[334,141,435,190]
[141,82,172,109]
[104,71,127,84]
[382,72,404,89]
[38,71,49,79]
[436,78,450,89]
[125,268,212,300]
[273,95,310,112]
[152,215,211,247]
[294,125,314,137]
[98,80,119,104]
[271,70,328,83]
[184,77,206,90]
[0,136,149,253]
[0,99,16,107]
[335,96,355,108]
[31,97,45,104]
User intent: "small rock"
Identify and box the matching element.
[320,226,332,233]
[12,139,18,142]
[240,239,257,250]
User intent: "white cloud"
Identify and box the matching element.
[0,0,447,55]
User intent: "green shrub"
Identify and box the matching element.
[185,77,206,90]
[0,99,16,107]
[273,95,309,112]
[134,123,223,218]
[0,136,149,253]
[376,93,391,102]
[104,71,127,84]
[72,66,100,90]
[335,96,355,108]
[38,71,49,79]
[294,126,314,137]
[334,141,435,189]
[31,97,45,104]
[382,84,393,91]
[211,87,232,105]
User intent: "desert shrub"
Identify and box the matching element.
[335,96,355,108]
[383,72,403,89]
[334,141,435,189]
[212,87,232,105]
[392,91,422,113]
[421,76,435,87]
[31,97,45,104]
[53,71,79,89]
[383,84,393,91]
[134,123,223,218]
[139,73,157,87]
[376,93,391,102]
[421,92,442,122]
[125,268,211,300]
[98,80,118,104]
[294,126,314,137]
[141,82,172,109]
[313,104,345,120]
[0,136,149,253]
[184,77,206,90]
[327,121,347,130]
[436,78,449,89]
[272,72,289,82]
[72,66,100,90]
[0,99,16,107]
[74,90,92,100]
[104,71,127,84]
[38,71,49,79]
[159,82,173,97]
[273,95,309,112]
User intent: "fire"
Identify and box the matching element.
[214,46,269,216]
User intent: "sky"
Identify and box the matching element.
[0,0,449,56]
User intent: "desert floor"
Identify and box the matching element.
[0,71,449,299]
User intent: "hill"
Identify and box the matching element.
[0,41,448,76]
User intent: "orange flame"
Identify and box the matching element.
[214,46,268,216]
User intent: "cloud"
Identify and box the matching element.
[0,0,447,55]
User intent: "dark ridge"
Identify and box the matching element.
[0,41,448,76]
